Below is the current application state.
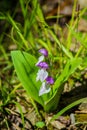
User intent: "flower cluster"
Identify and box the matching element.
[36,48,54,96]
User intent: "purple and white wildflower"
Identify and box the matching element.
[36,69,48,82]
[39,82,51,96]
[46,76,54,85]
[38,76,54,96]
[39,48,48,57]
[37,62,49,69]
[36,48,54,96]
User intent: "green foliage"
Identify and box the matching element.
[35,121,45,128]
[44,57,82,112]
[0,0,87,127]
[11,50,44,106]
[50,98,87,122]
[11,50,82,112]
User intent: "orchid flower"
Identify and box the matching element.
[39,76,54,96]
[39,82,51,96]
[36,69,48,82]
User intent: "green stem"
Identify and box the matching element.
[75,46,83,58]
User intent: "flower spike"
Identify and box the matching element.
[36,48,54,96]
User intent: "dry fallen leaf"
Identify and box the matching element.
[46,116,66,129]
[78,19,87,32]
[78,0,87,8]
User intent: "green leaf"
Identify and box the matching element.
[67,25,87,48]
[11,50,44,106]
[49,29,73,59]
[44,58,82,112]
[35,121,45,128]
[11,51,82,112]
[51,98,87,122]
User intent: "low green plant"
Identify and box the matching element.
[11,50,82,112]
[0,0,87,117]
[10,1,87,113]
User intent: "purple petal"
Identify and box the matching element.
[39,48,48,57]
[46,76,54,84]
[37,62,49,69]
[36,69,48,82]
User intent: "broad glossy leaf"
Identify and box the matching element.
[11,50,44,106]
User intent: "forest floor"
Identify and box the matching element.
[0,0,87,129]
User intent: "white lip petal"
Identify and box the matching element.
[36,55,44,66]
[38,55,44,62]
[36,69,48,82]
[40,69,48,82]
[39,82,51,96]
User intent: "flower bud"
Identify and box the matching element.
[39,48,48,57]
